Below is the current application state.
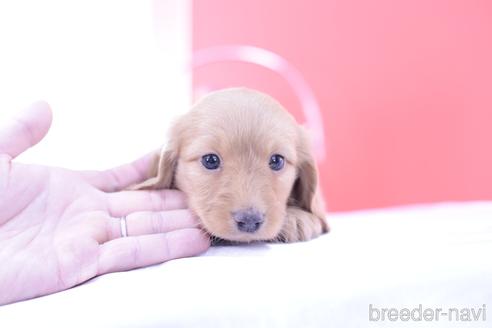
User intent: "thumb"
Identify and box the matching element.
[0,101,52,159]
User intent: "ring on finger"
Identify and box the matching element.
[120,215,128,238]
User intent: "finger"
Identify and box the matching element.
[0,102,52,158]
[107,189,187,217]
[104,209,200,241]
[97,228,210,275]
[82,150,158,192]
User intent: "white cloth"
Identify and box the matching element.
[1,202,491,327]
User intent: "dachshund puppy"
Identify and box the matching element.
[134,88,328,242]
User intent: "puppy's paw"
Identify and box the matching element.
[276,207,327,242]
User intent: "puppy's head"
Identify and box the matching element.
[138,88,324,242]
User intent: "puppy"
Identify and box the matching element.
[134,88,329,242]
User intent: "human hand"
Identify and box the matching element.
[0,102,210,305]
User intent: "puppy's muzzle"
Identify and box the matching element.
[232,208,265,233]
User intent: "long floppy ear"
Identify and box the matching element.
[130,145,178,190]
[130,114,189,191]
[289,128,329,232]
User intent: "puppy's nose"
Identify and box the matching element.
[232,208,265,233]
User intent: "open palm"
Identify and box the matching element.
[0,103,209,305]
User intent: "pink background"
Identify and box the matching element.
[192,0,492,211]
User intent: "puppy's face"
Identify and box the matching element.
[174,92,299,242]
[136,88,322,242]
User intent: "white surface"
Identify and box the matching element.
[1,202,491,327]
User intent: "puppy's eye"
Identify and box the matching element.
[269,154,285,171]
[201,153,221,170]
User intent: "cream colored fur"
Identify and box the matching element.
[133,88,329,242]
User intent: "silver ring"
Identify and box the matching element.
[120,216,128,238]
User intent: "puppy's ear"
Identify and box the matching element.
[130,115,189,191]
[289,128,329,232]
[132,145,178,190]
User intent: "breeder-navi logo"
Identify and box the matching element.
[369,304,487,322]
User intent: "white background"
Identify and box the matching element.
[0,0,191,170]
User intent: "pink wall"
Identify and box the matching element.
[192,0,492,211]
